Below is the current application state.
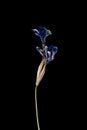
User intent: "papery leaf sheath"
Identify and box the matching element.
[36,58,46,87]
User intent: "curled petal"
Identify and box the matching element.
[46,51,52,63]
[36,46,43,57]
[36,45,58,64]
[32,29,39,36]
[48,45,58,59]
[46,29,52,36]
[36,46,48,58]
[48,45,58,53]
[46,45,58,63]
[32,26,52,43]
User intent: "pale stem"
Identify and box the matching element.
[35,86,40,130]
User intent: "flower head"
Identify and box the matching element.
[32,26,52,44]
[36,45,58,64]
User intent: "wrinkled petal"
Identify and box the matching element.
[48,45,58,60]
[46,51,52,63]
[48,45,58,53]
[43,46,48,58]
[32,29,39,36]
[43,45,58,63]
[36,45,58,64]
[36,46,48,58]
[36,46,44,57]
[32,26,52,43]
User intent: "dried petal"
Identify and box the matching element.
[36,45,58,64]
[32,26,52,43]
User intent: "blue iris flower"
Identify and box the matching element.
[36,45,58,64]
[32,26,52,44]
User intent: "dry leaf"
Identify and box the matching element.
[36,58,46,87]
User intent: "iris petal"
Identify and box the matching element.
[36,45,58,64]
[48,45,58,53]
[32,29,39,36]
[32,26,52,43]
[36,46,44,57]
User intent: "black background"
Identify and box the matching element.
[1,1,83,130]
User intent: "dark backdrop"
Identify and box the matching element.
[1,2,82,130]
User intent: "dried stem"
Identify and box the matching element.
[35,58,46,130]
[35,86,40,130]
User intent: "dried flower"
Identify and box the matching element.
[32,26,52,44]
[36,45,58,64]
[32,26,58,130]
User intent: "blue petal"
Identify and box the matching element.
[38,26,47,43]
[46,51,52,63]
[36,46,48,59]
[48,45,58,53]
[36,46,44,57]
[32,26,52,43]
[39,26,52,43]
[46,45,58,63]
[36,45,58,64]
[32,29,39,36]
